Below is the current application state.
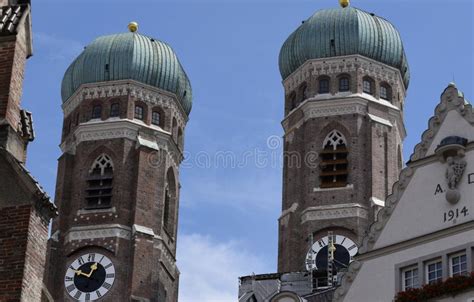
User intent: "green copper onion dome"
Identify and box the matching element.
[61,31,192,114]
[279,7,410,88]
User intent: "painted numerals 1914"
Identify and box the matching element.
[443,206,469,222]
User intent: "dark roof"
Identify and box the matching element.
[0,148,57,220]
[0,4,27,35]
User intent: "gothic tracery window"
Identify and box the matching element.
[319,130,349,188]
[86,154,114,209]
[163,168,177,237]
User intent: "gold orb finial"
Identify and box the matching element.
[339,0,350,8]
[128,22,139,33]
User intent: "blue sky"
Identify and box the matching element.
[22,0,473,301]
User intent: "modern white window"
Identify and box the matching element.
[450,253,467,277]
[426,260,443,284]
[402,266,419,290]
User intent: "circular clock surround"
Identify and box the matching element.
[305,235,358,271]
[64,253,116,301]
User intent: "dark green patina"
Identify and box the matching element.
[61,32,192,115]
[279,7,410,88]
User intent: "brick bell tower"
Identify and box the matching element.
[44,23,192,301]
[277,2,410,279]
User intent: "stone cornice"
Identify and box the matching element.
[282,96,404,142]
[282,55,406,97]
[61,80,188,128]
[60,119,182,168]
[301,203,368,224]
[64,224,132,244]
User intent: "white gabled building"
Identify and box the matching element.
[334,83,474,302]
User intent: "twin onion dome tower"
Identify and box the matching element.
[241,0,412,300]
[45,22,192,301]
[45,0,412,300]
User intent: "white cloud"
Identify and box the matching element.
[177,233,271,302]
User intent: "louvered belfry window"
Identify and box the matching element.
[86,154,114,209]
[319,130,349,188]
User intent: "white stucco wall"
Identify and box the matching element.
[343,230,474,302]
[374,149,474,250]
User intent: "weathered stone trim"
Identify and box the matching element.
[283,55,406,97]
[61,80,187,127]
[301,203,368,224]
[64,224,132,243]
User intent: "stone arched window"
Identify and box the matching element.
[91,105,102,119]
[338,75,350,92]
[299,82,308,102]
[172,118,178,142]
[109,102,120,118]
[289,91,297,110]
[319,130,349,188]
[318,76,330,94]
[380,82,392,101]
[134,104,145,121]
[363,76,375,95]
[177,128,184,150]
[86,154,114,209]
[163,168,177,236]
[152,111,161,126]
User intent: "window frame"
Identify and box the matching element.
[380,83,392,101]
[363,77,374,95]
[91,105,102,120]
[401,266,419,291]
[152,111,161,126]
[449,252,468,277]
[425,259,443,285]
[134,105,144,121]
[319,78,330,94]
[110,103,120,118]
[339,77,350,92]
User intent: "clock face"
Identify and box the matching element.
[305,235,358,271]
[64,253,116,301]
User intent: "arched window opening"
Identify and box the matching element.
[363,77,374,95]
[320,130,349,188]
[86,154,114,209]
[91,105,102,119]
[163,168,177,236]
[339,77,350,92]
[163,186,170,229]
[172,118,178,142]
[300,83,308,101]
[177,128,184,149]
[152,111,161,126]
[380,83,392,101]
[110,103,120,118]
[319,78,330,94]
[289,92,297,110]
[134,105,144,121]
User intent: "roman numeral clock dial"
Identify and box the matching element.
[64,253,116,301]
[305,235,358,271]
